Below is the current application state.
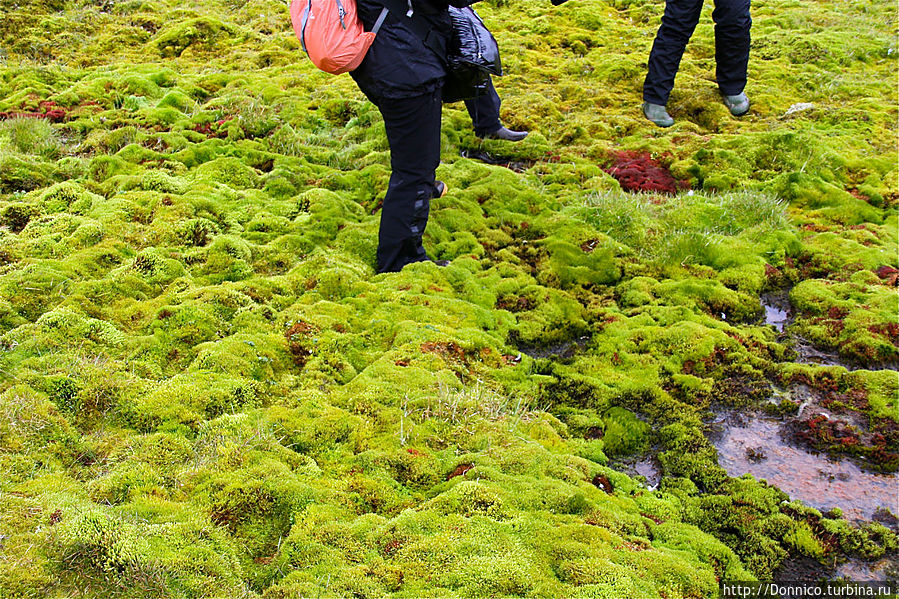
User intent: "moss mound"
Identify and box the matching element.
[0,0,896,596]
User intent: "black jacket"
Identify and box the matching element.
[351,0,477,100]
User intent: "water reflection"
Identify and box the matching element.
[761,292,792,332]
[764,304,790,332]
[712,417,899,522]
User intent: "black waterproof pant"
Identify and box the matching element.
[370,77,502,273]
[373,88,443,273]
[465,79,502,137]
[643,0,751,106]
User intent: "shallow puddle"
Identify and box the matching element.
[711,416,899,522]
[764,304,790,332]
[836,556,899,582]
[612,454,662,489]
[761,292,792,332]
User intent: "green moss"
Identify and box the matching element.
[0,0,896,595]
[118,372,260,432]
[195,156,259,189]
[154,17,242,58]
[787,524,826,560]
[0,201,40,232]
[425,481,509,519]
[0,117,61,158]
[0,154,53,192]
[54,505,246,596]
[790,278,899,363]
[141,169,187,194]
[601,407,651,456]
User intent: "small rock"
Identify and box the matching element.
[746,447,767,463]
[784,103,815,117]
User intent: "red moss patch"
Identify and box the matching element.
[380,538,405,556]
[848,188,870,202]
[785,377,899,473]
[618,539,652,551]
[501,354,521,366]
[641,512,665,525]
[867,322,899,344]
[681,346,730,376]
[285,320,317,367]
[584,426,604,440]
[193,117,232,138]
[580,238,600,253]
[603,151,687,195]
[780,505,840,554]
[496,295,534,312]
[0,100,68,123]
[876,265,899,286]
[421,341,468,362]
[591,474,613,493]
[447,463,474,480]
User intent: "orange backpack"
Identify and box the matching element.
[290,0,388,74]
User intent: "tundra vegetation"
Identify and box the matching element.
[0,0,897,596]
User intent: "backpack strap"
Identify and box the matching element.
[371,6,389,34]
[300,0,313,52]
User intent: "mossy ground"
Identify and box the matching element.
[0,0,897,596]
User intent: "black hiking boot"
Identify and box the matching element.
[481,126,529,142]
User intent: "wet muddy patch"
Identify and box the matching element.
[709,413,899,522]
[836,556,899,582]
[516,334,591,360]
[611,453,662,489]
[782,379,899,472]
[761,289,898,371]
[517,335,591,360]
[759,289,847,367]
[774,554,899,583]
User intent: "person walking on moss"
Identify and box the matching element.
[642,0,752,127]
[350,0,526,274]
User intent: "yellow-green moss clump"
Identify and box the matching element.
[0,0,896,596]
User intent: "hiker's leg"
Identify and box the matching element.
[374,89,443,273]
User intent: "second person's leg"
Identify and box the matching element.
[643,0,706,106]
[465,79,501,137]
[465,77,528,141]
[712,0,751,115]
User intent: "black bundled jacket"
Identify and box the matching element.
[351,0,478,100]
